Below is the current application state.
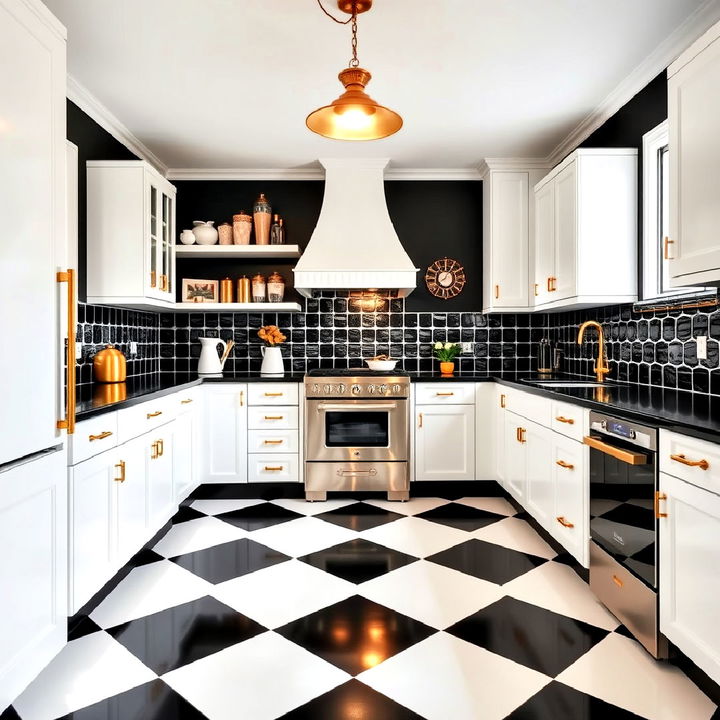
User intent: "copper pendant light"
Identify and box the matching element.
[307,0,403,141]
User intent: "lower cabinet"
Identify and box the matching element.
[551,435,587,564]
[525,422,555,527]
[659,471,720,685]
[146,429,175,532]
[201,384,248,483]
[503,411,527,501]
[415,404,475,481]
[173,411,195,502]
[114,436,148,563]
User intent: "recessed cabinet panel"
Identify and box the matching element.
[534,180,555,305]
[553,162,578,302]
[201,385,248,483]
[115,436,148,560]
[525,422,554,528]
[415,405,475,481]
[503,411,527,503]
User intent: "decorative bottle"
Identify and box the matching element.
[267,271,285,302]
[253,193,271,245]
[270,215,285,245]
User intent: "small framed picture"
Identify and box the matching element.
[182,279,219,303]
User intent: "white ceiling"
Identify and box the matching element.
[45,0,720,171]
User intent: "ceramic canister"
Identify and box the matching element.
[218,222,233,245]
[253,193,271,245]
[192,220,218,245]
[252,273,266,302]
[93,344,127,383]
[267,271,285,302]
[179,229,195,245]
[233,212,252,245]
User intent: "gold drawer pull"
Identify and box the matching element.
[516,427,526,443]
[654,491,668,519]
[494,284,500,299]
[555,416,575,425]
[418,412,423,428]
[264,466,284,471]
[240,390,244,406]
[151,441,159,460]
[670,453,709,471]
[89,431,113,442]
[181,399,193,404]
[534,283,539,297]
[556,516,574,528]
[584,436,647,465]
[436,392,454,396]
[664,236,674,260]
[556,460,574,470]
[264,439,284,445]
[500,393,506,409]
[612,575,624,588]
[265,415,284,420]
[114,460,126,483]
[147,411,163,419]
[264,392,283,397]
[157,439,164,457]
[150,270,157,288]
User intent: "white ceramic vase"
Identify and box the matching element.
[179,229,196,245]
[192,220,218,245]
[260,346,284,376]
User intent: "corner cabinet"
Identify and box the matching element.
[668,19,720,287]
[532,149,637,311]
[87,160,176,310]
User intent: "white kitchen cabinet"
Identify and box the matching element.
[201,384,248,483]
[145,428,175,530]
[415,405,475,481]
[481,165,548,312]
[668,20,720,287]
[552,434,588,566]
[0,449,67,712]
[86,160,176,310]
[173,411,196,503]
[503,411,527,503]
[533,149,637,311]
[659,471,720,685]
[114,435,148,561]
[525,421,555,528]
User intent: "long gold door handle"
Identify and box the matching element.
[583,436,647,465]
[89,431,113,442]
[494,284,500,299]
[556,460,574,470]
[670,454,709,471]
[654,491,668,519]
[555,416,575,424]
[56,269,76,434]
[147,411,163,419]
[556,516,574,528]
[114,460,126,483]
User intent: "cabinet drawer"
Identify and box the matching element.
[660,431,720,495]
[551,400,585,441]
[117,396,175,444]
[248,429,298,453]
[247,406,298,430]
[248,454,299,483]
[248,383,299,406]
[497,386,551,426]
[70,413,118,465]
[174,387,200,414]
[415,383,475,405]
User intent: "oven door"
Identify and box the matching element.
[305,399,408,463]
[585,434,657,588]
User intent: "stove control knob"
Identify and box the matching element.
[379,384,387,394]
[351,384,361,395]
[392,384,402,395]
[324,384,333,394]
[337,384,346,394]
[367,385,375,394]
[312,384,320,394]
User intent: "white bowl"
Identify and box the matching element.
[366,359,397,371]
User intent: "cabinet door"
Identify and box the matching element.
[146,430,174,530]
[69,451,117,614]
[524,422,554,531]
[201,385,248,483]
[669,35,720,284]
[503,411,527,503]
[115,436,148,562]
[660,472,720,685]
[552,435,588,566]
[0,449,67,711]
[173,411,195,502]
[553,162,578,302]
[159,191,174,298]
[534,179,555,305]
[415,405,475,481]
[146,180,161,298]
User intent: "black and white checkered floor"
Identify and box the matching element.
[6,496,718,719]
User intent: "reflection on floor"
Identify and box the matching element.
[5,496,718,720]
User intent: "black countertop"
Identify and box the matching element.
[75,371,720,442]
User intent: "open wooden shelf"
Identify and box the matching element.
[175,244,301,259]
[174,302,302,313]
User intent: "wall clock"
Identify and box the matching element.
[425,257,466,299]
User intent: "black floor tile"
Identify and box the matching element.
[171,506,206,524]
[276,595,435,676]
[314,502,404,531]
[283,679,424,719]
[598,502,654,531]
[299,538,418,584]
[127,548,164,568]
[216,502,303,531]
[506,680,644,719]
[416,502,505,531]
[67,615,102,641]
[171,538,290,583]
[0,706,21,720]
[446,596,608,677]
[427,539,546,584]
[56,679,206,719]
[108,595,265,674]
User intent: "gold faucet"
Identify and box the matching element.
[577,320,611,383]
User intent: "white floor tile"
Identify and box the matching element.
[504,561,620,631]
[358,560,502,630]
[359,632,550,720]
[472,516,557,559]
[152,515,248,558]
[360,516,469,558]
[269,497,358,516]
[589,498,623,517]
[164,631,349,720]
[454,497,517,516]
[558,632,717,720]
[249,516,357,557]
[13,632,155,720]
[212,559,355,628]
[191,498,266,515]
[90,560,212,629]
[363,497,451,516]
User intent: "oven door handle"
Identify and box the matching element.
[316,403,399,412]
[583,435,648,465]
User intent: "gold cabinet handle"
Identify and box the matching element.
[157,439,164,457]
[670,453,709,471]
[556,460,574,470]
[654,491,668,519]
[89,430,113,442]
[436,392,455,396]
[534,283,539,297]
[516,427,526,443]
[240,390,244,406]
[418,412,423,428]
[500,393,506,409]
[114,460,126,483]
[264,392,283,397]
[151,441,159,460]
[583,436,647,465]
[264,466,283,471]
[264,415,284,420]
[56,269,76,434]
[664,236,674,260]
[494,284,500,299]
[181,398,193,404]
[556,516,574,528]
[150,270,157,288]
[612,575,624,588]
[159,274,168,291]
[147,411,163,419]
[263,439,284,445]
[555,415,575,425]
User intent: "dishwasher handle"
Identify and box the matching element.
[583,435,648,465]
[317,403,398,412]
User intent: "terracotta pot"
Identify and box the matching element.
[440,361,455,375]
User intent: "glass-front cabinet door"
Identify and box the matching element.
[160,192,174,298]
[145,169,176,302]
[147,184,159,297]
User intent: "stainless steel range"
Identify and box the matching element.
[304,369,410,501]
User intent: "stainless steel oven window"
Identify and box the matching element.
[325,411,389,447]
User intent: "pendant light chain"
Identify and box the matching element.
[349,10,360,67]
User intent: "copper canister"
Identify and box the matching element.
[237,276,251,303]
[232,212,252,245]
[218,222,233,245]
[220,277,234,303]
[93,344,127,383]
[267,271,285,302]
[251,273,266,302]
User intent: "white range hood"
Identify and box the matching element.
[293,158,418,298]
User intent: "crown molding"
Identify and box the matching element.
[67,75,168,175]
[166,166,482,181]
[478,157,551,177]
[546,0,720,167]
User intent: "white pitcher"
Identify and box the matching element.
[260,346,284,376]
[198,337,228,375]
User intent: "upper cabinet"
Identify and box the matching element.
[481,164,548,313]
[532,149,638,311]
[668,21,720,287]
[87,161,176,310]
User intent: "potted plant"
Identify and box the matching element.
[258,325,287,376]
[433,341,461,375]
